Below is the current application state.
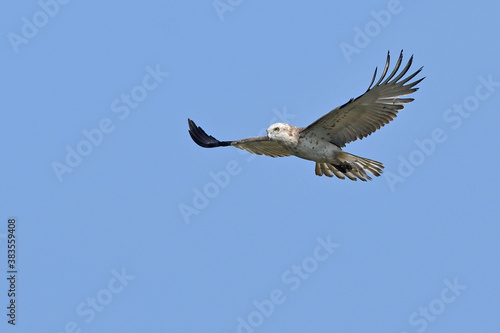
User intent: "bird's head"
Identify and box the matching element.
[267,123,298,145]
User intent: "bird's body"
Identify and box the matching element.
[263,122,384,180]
[188,51,424,181]
[293,131,342,163]
[267,123,338,164]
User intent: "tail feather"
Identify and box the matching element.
[314,152,384,181]
[327,163,346,179]
[320,163,333,177]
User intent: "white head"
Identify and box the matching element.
[266,123,298,145]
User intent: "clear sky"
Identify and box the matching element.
[1,1,499,332]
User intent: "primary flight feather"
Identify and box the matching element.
[188,51,424,181]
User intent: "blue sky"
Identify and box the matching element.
[1,1,499,332]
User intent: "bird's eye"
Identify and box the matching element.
[274,127,280,133]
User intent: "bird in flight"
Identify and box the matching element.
[188,51,424,181]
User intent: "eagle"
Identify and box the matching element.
[188,51,424,181]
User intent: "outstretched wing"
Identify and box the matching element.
[188,119,291,157]
[300,51,424,148]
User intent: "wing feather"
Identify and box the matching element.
[301,50,424,147]
[231,137,291,157]
[188,119,290,157]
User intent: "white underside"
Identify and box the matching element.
[275,134,384,181]
[288,137,343,163]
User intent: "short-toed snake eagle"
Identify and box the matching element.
[188,51,424,181]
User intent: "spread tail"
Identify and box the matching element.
[314,152,384,181]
